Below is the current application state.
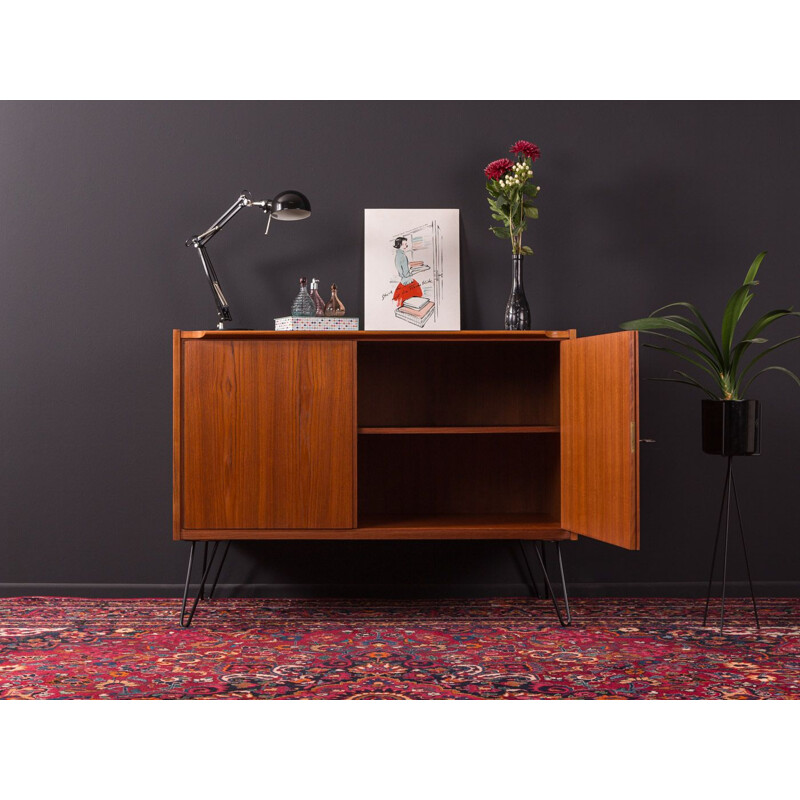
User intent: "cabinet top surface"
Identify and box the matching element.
[177,329,576,341]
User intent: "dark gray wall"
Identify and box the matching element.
[2,101,799,596]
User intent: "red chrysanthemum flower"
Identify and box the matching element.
[484,158,514,181]
[510,140,541,161]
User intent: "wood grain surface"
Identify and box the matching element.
[174,329,638,548]
[181,330,574,342]
[560,331,640,549]
[182,515,573,541]
[180,339,355,531]
[358,433,561,520]
[357,426,560,435]
[357,340,561,427]
[172,330,182,540]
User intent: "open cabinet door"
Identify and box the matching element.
[561,331,639,550]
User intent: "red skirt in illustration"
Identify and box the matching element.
[393,279,423,307]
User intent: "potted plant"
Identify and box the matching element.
[484,140,541,330]
[620,251,800,455]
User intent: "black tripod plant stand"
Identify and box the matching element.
[703,455,760,633]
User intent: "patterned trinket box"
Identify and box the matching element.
[275,316,360,331]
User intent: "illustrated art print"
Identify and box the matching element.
[364,209,460,330]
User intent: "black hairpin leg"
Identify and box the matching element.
[180,542,198,627]
[207,541,231,600]
[199,542,209,600]
[518,541,542,599]
[540,543,549,599]
[533,540,572,626]
[180,540,229,628]
[703,457,760,632]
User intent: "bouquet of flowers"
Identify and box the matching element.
[484,140,541,256]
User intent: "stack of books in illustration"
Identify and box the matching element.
[395,295,435,327]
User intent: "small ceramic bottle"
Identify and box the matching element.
[324,284,346,317]
[290,277,316,317]
[309,278,326,316]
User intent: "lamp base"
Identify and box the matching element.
[216,323,253,331]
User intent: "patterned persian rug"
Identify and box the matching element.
[1,597,798,699]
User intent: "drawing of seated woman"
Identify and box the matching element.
[391,236,427,307]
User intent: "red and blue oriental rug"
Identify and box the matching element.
[1,597,798,699]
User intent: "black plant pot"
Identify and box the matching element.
[701,399,761,456]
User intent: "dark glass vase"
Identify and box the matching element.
[701,399,761,456]
[504,254,531,330]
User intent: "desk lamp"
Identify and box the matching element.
[185,189,311,329]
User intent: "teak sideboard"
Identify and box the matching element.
[173,329,639,624]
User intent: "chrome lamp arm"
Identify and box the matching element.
[184,188,311,330]
[185,190,271,329]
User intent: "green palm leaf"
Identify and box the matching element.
[743,250,767,285]
[719,253,767,367]
[720,281,758,368]
[643,344,722,384]
[651,373,718,400]
[729,336,768,376]
[621,316,714,355]
[643,331,723,373]
[732,309,800,375]
[739,309,800,344]
[742,365,800,395]
[648,301,721,364]
[661,314,725,367]
[621,316,723,379]
[735,335,800,393]
[621,252,800,402]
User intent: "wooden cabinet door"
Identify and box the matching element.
[560,331,639,549]
[180,339,355,530]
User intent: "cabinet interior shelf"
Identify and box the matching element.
[357,513,569,539]
[357,425,561,435]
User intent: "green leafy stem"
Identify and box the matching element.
[486,156,539,256]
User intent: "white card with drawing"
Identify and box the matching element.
[364,209,460,331]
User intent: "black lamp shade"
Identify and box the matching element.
[271,190,311,221]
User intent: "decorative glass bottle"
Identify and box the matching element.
[324,283,346,317]
[309,278,326,316]
[290,277,316,317]
[504,254,531,330]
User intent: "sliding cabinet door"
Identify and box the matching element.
[179,339,355,532]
